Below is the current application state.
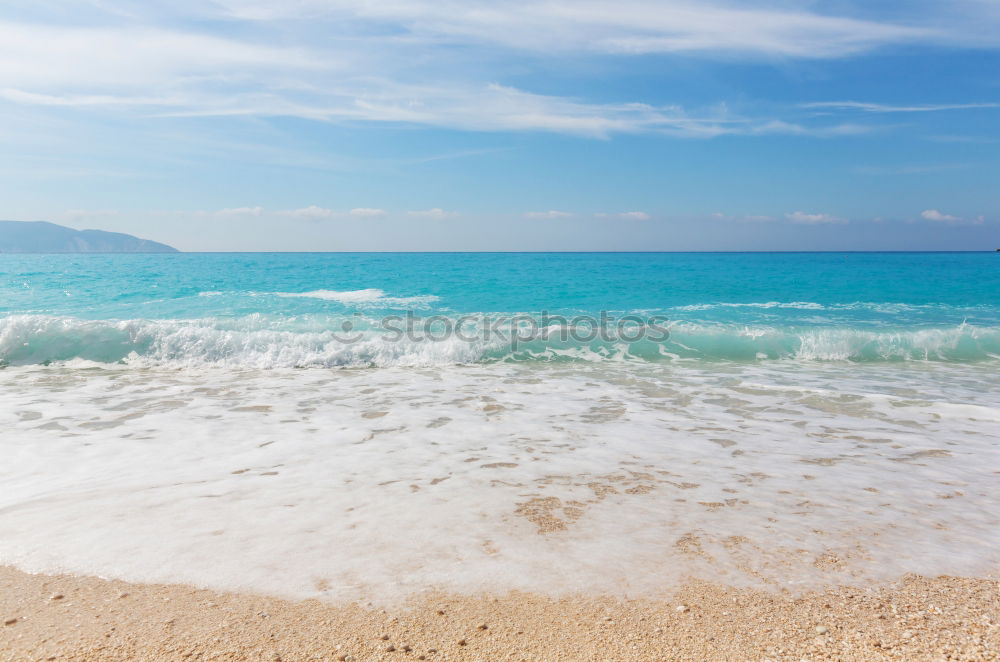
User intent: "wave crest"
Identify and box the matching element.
[1,315,999,368]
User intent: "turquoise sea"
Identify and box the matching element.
[2,252,999,365]
[1,252,998,601]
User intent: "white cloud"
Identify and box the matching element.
[746,120,873,137]
[804,101,1000,113]
[0,5,968,140]
[215,206,264,217]
[920,209,961,222]
[785,211,847,224]
[525,210,573,219]
[0,22,319,89]
[0,89,175,107]
[212,0,932,58]
[619,211,650,220]
[149,81,791,139]
[0,72,875,138]
[407,208,458,219]
[282,205,337,219]
[0,2,997,143]
[349,207,386,218]
[597,211,651,220]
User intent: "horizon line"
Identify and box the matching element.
[4,250,999,255]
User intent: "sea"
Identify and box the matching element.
[1,252,998,602]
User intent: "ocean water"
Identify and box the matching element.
[1,252,998,601]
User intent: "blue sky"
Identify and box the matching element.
[1,1,999,251]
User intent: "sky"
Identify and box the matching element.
[1,0,999,251]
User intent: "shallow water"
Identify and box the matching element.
[1,360,997,602]
[1,253,998,601]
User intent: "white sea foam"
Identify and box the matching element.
[0,361,997,603]
[3,314,1000,367]
[670,301,986,314]
[274,288,440,306]
[673,301,827,311]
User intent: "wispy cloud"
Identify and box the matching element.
[785,211,847,224]
[619,211,651,220]
[281,205,337,219]
[525,210,574,219]
[0,76,864,139]
[211,0,933,58]
[596,211,651,220]
[0,21,320,89]
[804,101,1000,113]
[4,2,989,139]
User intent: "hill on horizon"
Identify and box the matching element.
[0,220,178,253]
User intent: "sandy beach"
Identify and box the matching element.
[2,566,996,661]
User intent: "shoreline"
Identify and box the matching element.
[2,567,996,661]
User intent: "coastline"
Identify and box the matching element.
[2,566,996,661]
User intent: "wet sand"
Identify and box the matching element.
[1,566,996,661]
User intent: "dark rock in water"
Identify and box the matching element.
[0,220,178,253]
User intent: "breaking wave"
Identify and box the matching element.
[2,314,1000,368]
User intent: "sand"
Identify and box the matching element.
[1,567,997,661]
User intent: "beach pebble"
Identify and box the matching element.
[815,626,829,635]
[118,592,129,599]
[477,622,488,630]
[380,634,390,640]
[49,593,64,601]
[676,605,690,613]
[385,645,396,652]
[3,617,17,626]
[457,639,468,646]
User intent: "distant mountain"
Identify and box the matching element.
[0,221,178,253]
